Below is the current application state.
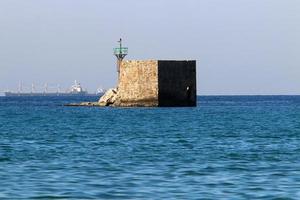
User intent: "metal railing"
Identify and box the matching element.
[114,47,128,55]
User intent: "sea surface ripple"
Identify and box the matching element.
[0,96,300,199]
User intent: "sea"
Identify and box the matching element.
[0,96,300,199]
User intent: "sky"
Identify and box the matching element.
[0,0,299,95]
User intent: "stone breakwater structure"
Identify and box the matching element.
[101,59,196,107]
[68,60,196,107]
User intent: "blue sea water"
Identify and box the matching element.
[0,96,300,199]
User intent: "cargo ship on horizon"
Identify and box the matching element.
[4,81,105,97]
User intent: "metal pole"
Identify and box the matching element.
[118,38,122,83]
[114,38,127,86]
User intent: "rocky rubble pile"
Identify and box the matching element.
[98,88,119,106]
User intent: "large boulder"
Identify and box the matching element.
[98,88,118,106]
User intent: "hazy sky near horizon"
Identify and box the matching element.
[0,0,299,95]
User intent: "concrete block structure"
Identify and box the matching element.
[114,60,196,107]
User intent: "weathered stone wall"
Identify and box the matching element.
[115,60,159,107]
[113,60,196,107]
[158,60,196,106]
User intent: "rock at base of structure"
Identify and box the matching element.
[98,88,119,106]
[65,102,100,107]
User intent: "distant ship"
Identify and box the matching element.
[4,81,104,97]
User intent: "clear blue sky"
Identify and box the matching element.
[0,0,299,95]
